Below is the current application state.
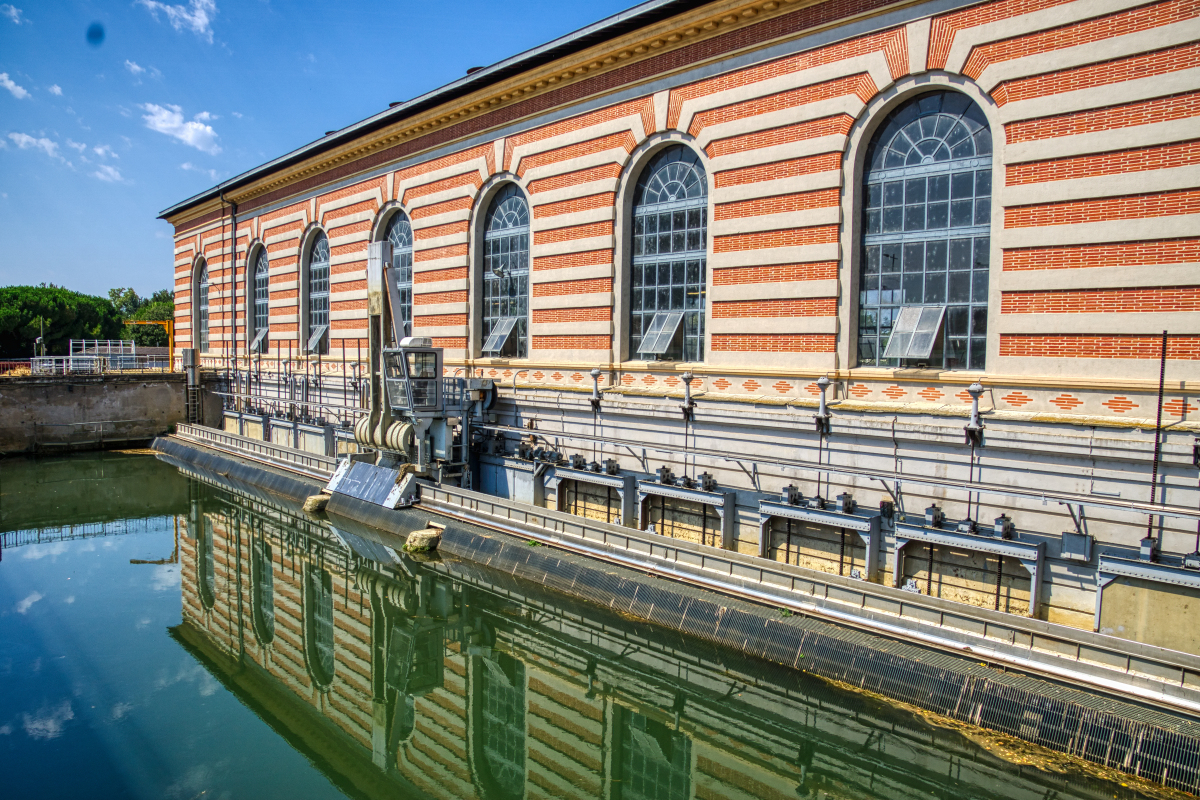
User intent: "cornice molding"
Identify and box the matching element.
[169,0,919,231]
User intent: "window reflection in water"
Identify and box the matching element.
[614,708,691,800]
[474,653,526,799]
[172,477,1186,800]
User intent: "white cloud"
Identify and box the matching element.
[66,139,86,152]
[48,84,62,96]
[93,144,117,159]
[1,4,24,25]
[230,111,242,119]
[151,563,181,590]
[0,72,30,100]
[181,162,220,180]
[20,539,67,557]
[111,702,133,720]
[23,701,73,740]
[64,596,75,604]
[92,164,122,182]
[193,110,216,122]
[136,0,216,43]
[124,60,146,76]
[15,592,43,614]
[141,103,220,154]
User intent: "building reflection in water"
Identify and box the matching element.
[172,469,1171,800]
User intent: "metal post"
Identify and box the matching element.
[1145,331,1168,555]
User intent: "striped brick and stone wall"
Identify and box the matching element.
[167,0,1199,419]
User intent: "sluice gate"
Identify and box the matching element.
[155,431,1200,793]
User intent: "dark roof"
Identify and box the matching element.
[159,0,709,220]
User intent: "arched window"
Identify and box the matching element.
[481,185,530,358]
[251,537,274,645]
[385,212,414,338]
[859,91,992,370]
[304,564,335,688]
[630,145,708,363]
[196,261,210,353]
[197,515,215,611]
[472,652,525,799]
[307,233,330,355]
[251,248,270,354]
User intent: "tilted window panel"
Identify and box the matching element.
[882,305,947,361]
[637,311,685,356]
[482,316,517,356]
[482,185,530,358]
[308,234,330,354]
[859,91,991,370]
[385,212,414,337]
[631,145,707,363]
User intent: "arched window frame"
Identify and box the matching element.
[615,137,712,365]
[194,258,210,354]
[474,182,531,360]
[301,229,330,356]
[303,563,335,689]
[840,77,1004,373]
[197,513,216,611]
[248,244,270,354]
[250,531,275,646]
[380,208,414,339]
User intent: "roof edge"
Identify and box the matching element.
[158,0,708,221]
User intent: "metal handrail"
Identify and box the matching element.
[420,482,1200,715]
[174,423,336,476]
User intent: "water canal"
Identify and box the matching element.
[0,451,1195,799]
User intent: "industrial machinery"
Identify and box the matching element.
[350,240,495,487]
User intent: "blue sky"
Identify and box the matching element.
[0,0,631,298]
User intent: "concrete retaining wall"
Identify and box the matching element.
[0,373,222,455]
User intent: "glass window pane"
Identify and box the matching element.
[949,272,971,302]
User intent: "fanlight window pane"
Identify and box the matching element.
[860,92,991,370]
[631,146,707,362]
[253,249,270,352]
[308,234,330,354]
[483,186,529,358]
[386,213,414,338]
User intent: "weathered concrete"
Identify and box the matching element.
[0,373,222,455]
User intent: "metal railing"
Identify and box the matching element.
[1,516,172,551]
[0,360,31,376]
[71,339,137,356]
[31,354,174,375]
[420,482,1200,717]
[174,423,337,477]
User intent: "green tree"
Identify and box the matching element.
[108,286,175,347]
[0,286,125,358]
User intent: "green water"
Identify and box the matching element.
[0,453,1185,799]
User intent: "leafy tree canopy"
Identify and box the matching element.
[0,285,176,357]
[0,285,126,358]
[108,287,175,347]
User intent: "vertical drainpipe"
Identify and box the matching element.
[220,189,238,364]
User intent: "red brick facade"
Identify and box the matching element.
[168,0,1200,412]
